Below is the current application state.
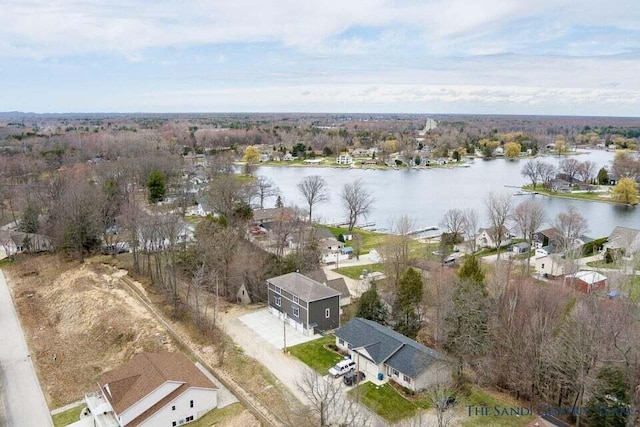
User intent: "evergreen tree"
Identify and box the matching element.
[444,278,490,383]
[19,202,40,233]
[584,365,629,427]
[355,283,389,325]
[458,255,485,286]
[146,170,166,204]
[393,268,423,338]
[275,195,283,208]
[597,167,610,185]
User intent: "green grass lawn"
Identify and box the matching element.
[189,403,245,426]
[52,405,83,427]
[522,184,617,204]
[333,263,384,280]
[287,335,344,373]
[628,276,640,303]
[349,382,423,423]
[460,386,536,427]
[325,226,386,254]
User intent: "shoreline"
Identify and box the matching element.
[520,186,637,207]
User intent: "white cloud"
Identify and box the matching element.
[133,83,640,116]
[1,0,639,58]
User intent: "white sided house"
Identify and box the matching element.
[84,352,217,427]
[335,318,450,392]
[475,226,512,249]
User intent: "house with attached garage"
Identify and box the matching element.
[266,272,340,335]
[81,352,217,427]
[335,318,450,392]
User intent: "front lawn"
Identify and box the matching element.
[189,403,245,427]
[287,335,344,373]
[460,385,536,427]
[349,382,423,423]
[333,263,384,280]
[52,405,83,427]
[326,226,386,254]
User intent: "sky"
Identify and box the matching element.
[1,0,640,116]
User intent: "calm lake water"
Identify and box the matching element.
[257,150,639,238]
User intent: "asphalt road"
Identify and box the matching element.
[0,269,53,427]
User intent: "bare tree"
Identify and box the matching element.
[297,369,369,427]
[559,158,581,183]
[484,192,512,260]
[207,174,255,223]
[553,206,589,277]
[537,162,556,189]
[424,374,458,427]
[380,215,414,289]
[576,160,596,183]
[440,209,466,243]
[511,200,546,274]
[521,159,540,189]
[297,175,329,222]
[462,208,479,253]
[255,176,279,209]
[341,179,374,231]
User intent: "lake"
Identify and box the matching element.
[256,150,639,238]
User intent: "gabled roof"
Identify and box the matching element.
[99,352,216,417]
[607,226,640,250]
[566,271,607,285]
[478,225,510,236]
[335,318,447,378]
[267,272,340,302]
[535,227,558,240]
[252,207,296,223]
[303,269,328,284]
[326,278,350,297]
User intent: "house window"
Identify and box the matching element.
[403,375,411,383]
[325,308,330,318]
[172,405,176,411]
[275,286,281,294]
[339,339,345,346]
[348,343,353,350]
[541,263,545,269]
[293,295,299,304]
[293,307,300,317]
[186,416,194,422]
[190,400,194,408]
[393,369,399,377]
[275,296,281,307]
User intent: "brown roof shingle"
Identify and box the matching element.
[99,352,216,419]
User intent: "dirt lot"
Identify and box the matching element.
[3,254,180,407]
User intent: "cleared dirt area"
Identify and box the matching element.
[4,254,177,408]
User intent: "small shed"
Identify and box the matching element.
[564,271,607,294]
[341,246,354,255]
[236,283,252,305]
[511,242,530,254]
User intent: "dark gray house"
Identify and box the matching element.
[335,318,450,391]
[266,272,340,336]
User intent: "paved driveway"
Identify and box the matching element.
[0,269,53,427]
[239,308,320,349]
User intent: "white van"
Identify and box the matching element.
[328,359,356,378]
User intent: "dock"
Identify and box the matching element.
[408,226,439,236]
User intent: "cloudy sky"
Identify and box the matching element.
[1,0,639,115]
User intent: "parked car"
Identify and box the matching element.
[436,396,456,410]
[328,359,356,378]
[343,371,366,386]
